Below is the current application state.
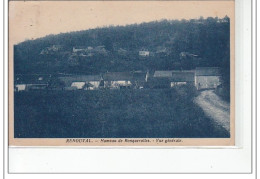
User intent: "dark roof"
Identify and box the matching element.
[14,74,51,84]
[103,72,133,81]
[153,71,173,78]
[133,72,146,81]
[59,75,101,86]
[171,71,195,82]
[154,70,195,80]
[195,67,221,76]
[73,46,88,49]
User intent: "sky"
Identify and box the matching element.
[9,1,234,44]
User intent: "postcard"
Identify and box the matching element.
[9,0,235,146]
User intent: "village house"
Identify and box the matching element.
[117,48,128,56]
[72,46,94,54]
[170,71,195,87]
[59,75,102,90]
[150,71,173,88]
[153,71,174,78]
[217,18,229,23]
[71,82,86,89]
[132,71,147,89]
[15,84,27,92]
[155,46,169,56]
[72,46,87,53]
[103,72,133,89]
[40,45,63,55]
[14,75,51,91]
[95,45,106,51]
[94,45,107,55]
[179,52,198,59]
[153,70,195,88]
[195,67,221,90]
[156,46,167,54]
[72,45,108,56]
[139,50,150,57]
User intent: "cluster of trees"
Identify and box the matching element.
[14,16,230,73]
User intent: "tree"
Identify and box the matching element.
[104,37,113,52]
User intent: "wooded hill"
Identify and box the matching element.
[14,16,230,77]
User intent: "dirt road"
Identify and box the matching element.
[194,90,230,132]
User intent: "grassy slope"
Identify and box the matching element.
[14,87,229,138]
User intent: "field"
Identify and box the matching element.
[14,87,229,138]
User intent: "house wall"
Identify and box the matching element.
[15,84,26,91]
[104,80,131,89]
[89,81,100,88]
[85,81,100,90]
[195,76,220,90]
[139,51,149,57]
[26,84,48,90]
[170,82,187,87]
[70,81,100,90]
[73,47,85,53]
[71,82,85,89]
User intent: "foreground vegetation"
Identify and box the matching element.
[14,87,229,138]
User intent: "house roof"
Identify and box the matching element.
[103,72,133,81]
[59,75,101,86]
[153,70,195,82]
[73,46,88,49]
[14,74,51,84]
[153,71,174,78]
[195,67,221,76]
[171,71,195,82]
[133,72,146,81]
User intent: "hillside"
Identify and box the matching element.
[14,16,230,77]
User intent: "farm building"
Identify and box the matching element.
[14,74,51,91]
[72,46,94,55]
[26,84,49,90]
[59,75,102,90]
[73,46,88,53]
[195,67,221,90]
[179,52,198,59]
[151,71,173,88]
[170,71,195,87]
[40,45,63,55]
[103,72,133,89]
[154,71,174,78]
[94,46,107,55]
[71,82,86,89]
[152,70,195,88]
[117,48,128,56]
[139,50,150,57]
[15,84,26,92]
[156,47,167,54]
[132,71,147,89]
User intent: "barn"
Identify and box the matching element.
[103,72,133,89]
[14,74,51,91]
[132,71,147,89]
[170,71,195,87]
[153,71,173,78]
[151,71,173,88]
[195,67,221,90]
[153,70,195,88]
[139,50,150,57]
[59,75,101,90]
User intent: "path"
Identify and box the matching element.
[194,90,230,132]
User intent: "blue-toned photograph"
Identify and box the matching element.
[12,2,231,139]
